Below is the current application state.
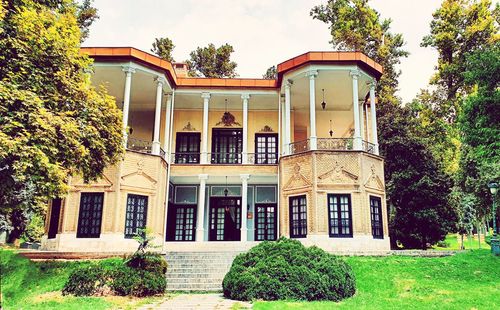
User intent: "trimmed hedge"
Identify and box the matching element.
[63,251,167,297]
[222,238,356,301]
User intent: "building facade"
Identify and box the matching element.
[41,47,389,253]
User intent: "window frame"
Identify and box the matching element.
[175,132,201,164]
[76,192,104,238]
[289,195,307,238]
[370,195,384,239]
[124,194,149,239]
[211,128,243,164]
[327,194,353,238]
[254,133,278,165]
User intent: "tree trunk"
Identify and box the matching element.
[477,223,481,249]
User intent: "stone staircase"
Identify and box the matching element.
[165,251,242,292]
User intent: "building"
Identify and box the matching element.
[41,47,389,253]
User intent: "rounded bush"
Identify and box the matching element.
[62,264,109,296]
[110,265,166,297]
[222,238,356,301]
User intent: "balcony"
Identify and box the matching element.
[289,138,376,155]
[171,152,278,165]
[127,137,166,158]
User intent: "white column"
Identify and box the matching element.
[370,81,379,155]
[350,70,362,150]
[163,93,172,158]
[280,95,286,155]
[284,81,292,155]
[359,100,365,142]
[240,174,250,242]
[365,101,370,142]
[306,70,318,150]
[201,93,210,164]
[122,66,135,147]
[152,77,165,155]
[241,94,250,164]
[196,174,208,241]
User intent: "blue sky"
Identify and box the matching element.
[84,0,441,103]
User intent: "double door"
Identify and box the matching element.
[209,197,241,241]
[255,204,277,241]
[166,204,196,241]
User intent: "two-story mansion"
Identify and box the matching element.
[41,47,389,253]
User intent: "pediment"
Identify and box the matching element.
[121,171,157,190]
[364,164,384,190]
[318,161,358,184]
[72,174,113,189]
[284,164,311,190]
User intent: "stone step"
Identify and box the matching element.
[166,283,222,291]
[166,263,231,269]
[167,272,228,279]
[167,277,224,284]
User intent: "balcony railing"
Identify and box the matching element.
[289,138,376,155]
[126,138,165,157]
[170,153,278,165]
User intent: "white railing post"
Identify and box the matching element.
[350,70,362,150]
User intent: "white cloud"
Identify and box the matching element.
[85,0,441,103]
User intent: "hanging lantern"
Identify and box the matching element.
[321,89,327,110]
[224,176,229,197]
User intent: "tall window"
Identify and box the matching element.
[48,198,62,239]
[370,196,384,239]
[289,195,307,238]
[124,194,148,238]
[212,128,242,164]
[328,194,353,238]
[255,133,278,164]
[77,193,104,238]
[175,132,200,163]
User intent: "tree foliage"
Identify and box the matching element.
[187,43,237,78]
[151,36,175,62]
[0,0,123,241]
[262,65,277,79]
[76,0,99,42]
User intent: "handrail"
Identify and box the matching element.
[289,138,376,155]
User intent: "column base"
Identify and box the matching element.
[201,152,208,164]
[195,229,205,242]
[152,141,161,155]
[310,136,317,150]
[240,228,248,242]
[353,137,362,150]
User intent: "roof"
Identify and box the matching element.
[80,47,383,89]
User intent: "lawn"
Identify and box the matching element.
[254,249,500,310]
[433,233,491,251]
[0,248,165,310]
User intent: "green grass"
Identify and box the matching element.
[254,249,500,310]
[433,233,490,250]
[0,249,164,309]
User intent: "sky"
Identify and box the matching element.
[84,0,442,104]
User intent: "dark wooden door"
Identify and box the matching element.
[255,203,277,241]
[209,197,241,241]
[48,198,62,239]
[166,204,197,241]
[211,129,242,164]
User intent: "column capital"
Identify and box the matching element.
[240,174,250,181]
[122,66,136,74]
[198,174,209,181]
[350,69,361,79]
[241,93,250,100]
[164,92,173,99]
[155,76,167,85]
[201,92,211,100]
[369,79,377,89]
[305,70,318,79]
[284,79,293,89]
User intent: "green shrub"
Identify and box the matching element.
[126,251,168,274]
[62,264,109,296]
[63,252,167,297]
[110,265,166,297]
[223,238,356,301]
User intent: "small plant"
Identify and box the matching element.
[133,227,160,252]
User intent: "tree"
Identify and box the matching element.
[187,43,237,78]
[421,0,498,119]
[311,0,455,248]
[0,0,124,241]
[378,101,455,249]
[262,66,277,79]
[77,0,99,42]
[456,43,500,220]
[151,36,175,62]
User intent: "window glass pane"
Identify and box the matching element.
[256,186,276,203]
[211,186,241,197]
[175,186,197,204]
